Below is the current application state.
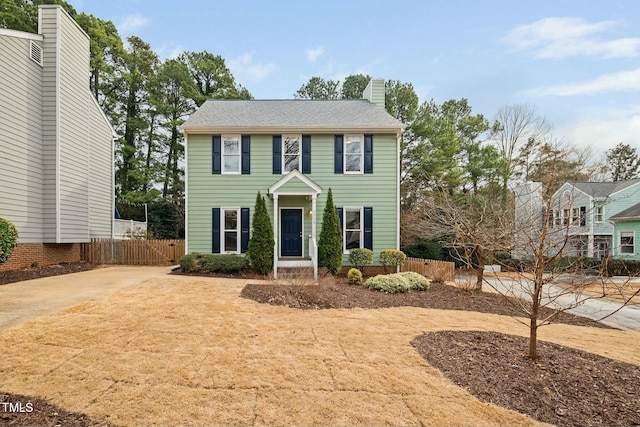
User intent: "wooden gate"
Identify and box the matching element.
[81,239,185,266]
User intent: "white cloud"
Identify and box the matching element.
[118,14,150,34]
[228,52,276,83]
[559,108,640,152]
[522,68,640,96]
[306,46,325,63]
[505,17,640,59]
[156,44,184,60]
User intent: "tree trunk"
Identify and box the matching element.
[529,315,538,360]
[475,265,484,291]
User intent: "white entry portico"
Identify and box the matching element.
[268,170,322,278]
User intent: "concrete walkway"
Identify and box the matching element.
[471,274,640,332]
[0,266,172,330]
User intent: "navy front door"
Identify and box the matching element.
[281,209,303,257]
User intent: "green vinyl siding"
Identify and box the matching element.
[187,133,398,264]
[613,221,640,260]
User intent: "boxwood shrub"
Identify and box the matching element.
[180,252,201,272]
[364,271,430,293]
[179,253,248,274]
[347,268,363,285]
[380,249,406,273]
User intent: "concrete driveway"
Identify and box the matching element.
[0,266,172,330]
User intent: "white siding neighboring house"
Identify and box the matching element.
[513,179,640,260]
[0,5,116,270]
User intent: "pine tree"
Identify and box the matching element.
[318,188,343,274]
[247,192,274,275]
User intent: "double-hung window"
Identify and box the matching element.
[620,231,634,254]
[344,207,363,251]
[344,135,363,173]
[595,204,604,223]
[283,135,301,173]
[223,208,240,253]
[571,208,579,226]
[222,135,240,174]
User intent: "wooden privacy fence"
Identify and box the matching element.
[81,239,185,266]
[401,257,455,282]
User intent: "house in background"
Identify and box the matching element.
[513,179,640,260]
[182,79,404,277]
[0,5,116,271]
[609,203,640,259]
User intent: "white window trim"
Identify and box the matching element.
[282,134,302,174]
[221,135,241,175]
[221,207,240,254]
[595,204,605,223]
[619,230,635,255]
[344,134,364,175]
[570,207,579,226]
[343,206,363,254]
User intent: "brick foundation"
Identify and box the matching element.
[0,243,82,272]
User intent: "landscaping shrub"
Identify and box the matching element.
[400,271,431,291]
[0,217,18,265]
[347,268,363,285]
[247,192,274,275]
[364,271,430,293]
[179,252,201,272]
[349,248,373,271]
[380,249,406,273]
[604,258,640,277]
[200,254,248,273]
[318,188,343,274]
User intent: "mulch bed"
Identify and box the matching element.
[240,279,609,328]
[0,262,99,286]
[413,331,640,427]
[241,279,640,427]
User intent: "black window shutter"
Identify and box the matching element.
[241,135,250,175]
[212,136,221,174]
[580,206,586,226]
[302,135,311,174]
[334,135,343,174]
[364,134,373,174]
[241,208,250,253]
[212,208,221,253]
[364,207,373,250]
[273,135,282,174]
[337,207,343,232]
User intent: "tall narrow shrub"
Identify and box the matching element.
[247,192,274,274]
[318,188,343,274]
[0,218,18,265]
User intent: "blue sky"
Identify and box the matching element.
[68,0,640,156]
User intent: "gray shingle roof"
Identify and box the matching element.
[610,202,640,220]
[182,99,404,132]
[573,179,640,198]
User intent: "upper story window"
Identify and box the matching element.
[222,135,240,174]
[594,204,605,223]
[283,135,301,173]
[344,135,363,174]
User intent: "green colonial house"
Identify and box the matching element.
[181,79,404,277]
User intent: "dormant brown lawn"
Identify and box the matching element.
[1,275,639,426]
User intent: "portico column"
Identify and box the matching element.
[312,194,317,278]
[273,194,279,279]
